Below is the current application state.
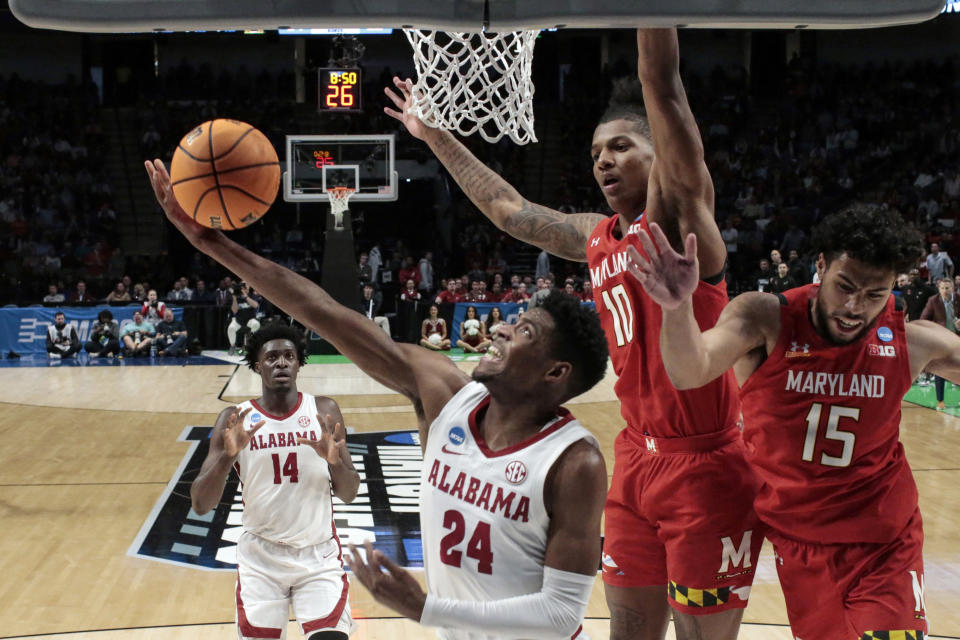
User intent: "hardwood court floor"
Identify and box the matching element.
[0,357,957,640]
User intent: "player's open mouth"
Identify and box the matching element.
[834,317,863,332]
[482,345,504,362]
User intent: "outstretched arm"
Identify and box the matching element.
[627,223,778,388]
[638,28,725,277]
[907,320,960,382]
[145,160,469,425]
[385,78,606,262]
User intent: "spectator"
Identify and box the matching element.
[213,278,233,307]
[435,279,464,305]
[485,306,506,336]
[180,277,194,299]
[121,310,155,357]
[228,283,261,355]
[43,284,65,304]
[398,256,420,289]
[419,304,450,350]
[535,249,551,280]
[167,279,190,302]
[155,308,190,356]
[754,259,773,292]
[902,270,936,322]
[457,305,490,353]
[141,289,167,323]
[581,280,594,302]
[502,281,530,304]
[527,277,554,309]
[46,311,81,359]
[925,243,954,284]
[768,262,797,294]
[105,282,131,303]
[786,249,808,285]
[132,283,147,302]
[721,219,739,263]
[490,282,505,301]
[418,251,434,295]
[769,249,783,267]
[368,243,382,284]
[563,282,578,299]
[357,284,390,336]
[85,309,121,358]
[465,279,490,303]
[68,280,94,304]
[358,252,373,286]
[192,279,214,303]
[400,278,422,302]
[920,278,960,410]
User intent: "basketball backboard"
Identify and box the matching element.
[10,0,945,32]
[283,134,397,203]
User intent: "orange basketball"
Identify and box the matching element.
[170,119,280,230]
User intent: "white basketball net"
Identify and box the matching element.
[404,29,539,145]
[327,187,354,231]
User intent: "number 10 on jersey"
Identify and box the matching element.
[602,284,634,347]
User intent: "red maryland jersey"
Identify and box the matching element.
[586,214,740,437]
[739,285,917,544]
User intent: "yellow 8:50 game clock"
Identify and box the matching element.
[318,67,361,112]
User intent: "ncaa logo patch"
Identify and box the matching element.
[504,460,527,484]
[249,413,263,426]
[448,426,465,446]
[877,326,894,342]
[129,426,424,571]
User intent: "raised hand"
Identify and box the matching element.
[349,541,427,621]
[143,158,218,248]
[383,76,430,141]
[221,407,266,458]
[625,222,700,310]
[297,413,347,466]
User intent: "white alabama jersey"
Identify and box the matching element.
[421,382,598,640]
[235,392,335,548]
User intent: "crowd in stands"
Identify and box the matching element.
[3,49,959,355]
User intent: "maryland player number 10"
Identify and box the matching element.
[319,68,361,112]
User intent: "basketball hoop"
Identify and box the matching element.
[404,29,539,145]
[327,187,355,231]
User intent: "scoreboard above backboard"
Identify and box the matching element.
[319,67,361,112]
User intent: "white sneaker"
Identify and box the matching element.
[48,353,61,359]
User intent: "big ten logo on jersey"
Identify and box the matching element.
[868,343,896,358]
[129,426,425,571]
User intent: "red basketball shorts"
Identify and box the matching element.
[769,507,926,640]
[602,426,764,615]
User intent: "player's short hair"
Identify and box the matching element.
[538,291,609,398]
[812,203,924,274]
[244,324,307,370]
[598,77,652,141]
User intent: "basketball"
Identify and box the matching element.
[170,119,280,230]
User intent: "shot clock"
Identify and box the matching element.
[318,67,361,112]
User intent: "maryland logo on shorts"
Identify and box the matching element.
[860,632,924,640]
[128,426,424,571]
[668,581,731,608]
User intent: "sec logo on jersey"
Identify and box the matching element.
[298,415,311,427]
[505,461,527,484]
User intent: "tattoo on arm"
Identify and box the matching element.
[430,131,513,209]
[503,201,603,262]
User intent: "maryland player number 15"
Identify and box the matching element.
[319,67,361,112]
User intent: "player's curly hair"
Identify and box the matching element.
[244,324,307,370]
[598,76,652,141]
[539,291,609,399]
[812,203,924,274]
